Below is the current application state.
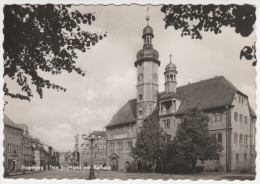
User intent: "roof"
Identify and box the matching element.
[3,114,23,130]
[105,76,255,127]
[160,92,183,101]
[175,76,237,115]
[105,99,136,128]
[249,105,257,118]
[90,131,106,138]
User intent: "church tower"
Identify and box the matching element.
[164,54,177,93]
[135,16,160,130]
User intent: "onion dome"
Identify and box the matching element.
[142,16,154,39]
[142,26,154,38]
[136,45,159,60]
[165,54,176,71]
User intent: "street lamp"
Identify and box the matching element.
[82,133,102,180]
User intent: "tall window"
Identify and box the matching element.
[244,135,248,145]
[217,133,222,143]
[244,154,247,162]
[164,119,170,128]
[234,133,238,143]
[244,116,247,124]
[239,134,243,144]
[99,153,102,158]
[117,142,122,150]
[139,95,142,101]
[234,112,238,121]
[110,143,114,150]
[239,96,241,103]
[104,153,106,158]
[239,114,243,123]
[127,142,132,150]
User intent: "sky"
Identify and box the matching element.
[3,5,257,152]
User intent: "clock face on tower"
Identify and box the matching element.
[138,73,143,81]
[153,73,158,82]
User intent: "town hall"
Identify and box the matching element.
[105,16,256,173]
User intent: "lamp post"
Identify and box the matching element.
[82,133,102,180]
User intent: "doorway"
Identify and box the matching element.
[125,162,130,172]
[111,158,118,171]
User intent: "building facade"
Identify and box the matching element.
[81,131,107,168]
[3,114,24,172]
[18,124,32,167]
[105,16,256,173]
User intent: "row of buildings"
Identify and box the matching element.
[59,131,107,169]
[3,114,59,172]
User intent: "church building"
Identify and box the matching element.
[105,16,256,173]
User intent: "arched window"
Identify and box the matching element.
[174,75,176,82]
[166,75,169,82]
[170,74,173,82]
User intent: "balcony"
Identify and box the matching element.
[159,108,176,116]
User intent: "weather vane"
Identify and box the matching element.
[146,6,150,25]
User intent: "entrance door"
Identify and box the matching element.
[111,159,118,171]
[13,160,16,171]
[125,162,130,172]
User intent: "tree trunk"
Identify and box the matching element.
[152,159,155,173]
[191,158,196,174]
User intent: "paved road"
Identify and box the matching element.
[5,168,256,181]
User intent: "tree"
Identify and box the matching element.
[173,106,223,173]
[131,109,166,173]
[3,5,106,102]
[161,4,256,66]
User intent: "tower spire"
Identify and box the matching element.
[146,6,150,26]
[170,54,172,63]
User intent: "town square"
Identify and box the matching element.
[1,1,259,183]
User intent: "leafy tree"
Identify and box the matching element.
[161,4,256,66]
[3,5,106,102]
[173,106,223,173]
[132,109,166,173]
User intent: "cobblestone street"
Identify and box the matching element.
[6,168,256,181]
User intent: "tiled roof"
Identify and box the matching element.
[175,76,237,115]
[3,114,23,130]
[105,99,137,128]
[90,131,106,138]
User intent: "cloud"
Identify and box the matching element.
[103,68,136,99]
